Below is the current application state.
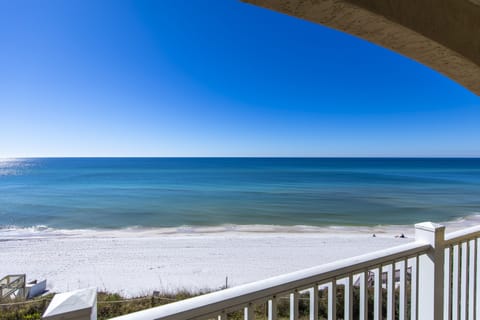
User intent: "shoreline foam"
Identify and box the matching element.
[1,213,479,240]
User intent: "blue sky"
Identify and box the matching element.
[0,0,479,157]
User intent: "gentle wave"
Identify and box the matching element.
[2,213,479,240]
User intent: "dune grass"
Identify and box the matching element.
[0,285,407,320]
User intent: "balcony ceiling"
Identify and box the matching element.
[243,0,480,96]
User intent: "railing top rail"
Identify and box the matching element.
[0,274,25,281]
[0,274,25,287]
[111,241,430,320]
[444,224,480,245]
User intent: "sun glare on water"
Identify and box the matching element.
[0,158,28,176]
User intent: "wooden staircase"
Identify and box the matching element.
[0,274,26,299]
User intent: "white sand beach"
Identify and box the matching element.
[0,227,415,297]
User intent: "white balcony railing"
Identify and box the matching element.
[42,221,480,320]
[444,225,480,320]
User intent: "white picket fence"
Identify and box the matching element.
[44,221,480,320]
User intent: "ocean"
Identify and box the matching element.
[1,158,480,232]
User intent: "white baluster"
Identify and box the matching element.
[329,280,337,320]
[290,291,299,320]
[245,304,254,320]
[461,242,468,320]
[475,238,479,320]
[374,266,382,320]
[387,263,394,320]
[445,246,452,320]
[360,271,368,320]
[453,244,460,320]
[268,297,277,320]
[345,275,353,320]
[309,287,318,320]
[468,240,475,320]
[399,259,407,320]
[413,255,419,320]
[218,311,227,320]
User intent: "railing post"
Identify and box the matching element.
[42,287,97,320]
[415,222,445,320]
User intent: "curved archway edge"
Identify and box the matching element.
[243,0,480,96]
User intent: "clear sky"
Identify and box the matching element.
[0,0,479,157]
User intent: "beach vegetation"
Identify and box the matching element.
[0,285,409,320]
[0,293,53,320]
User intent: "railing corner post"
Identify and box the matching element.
[415,221,445,320]
[42,287,97,320]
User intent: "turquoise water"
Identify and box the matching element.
[0,158,479,230]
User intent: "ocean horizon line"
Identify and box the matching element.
[3,156,480,159]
